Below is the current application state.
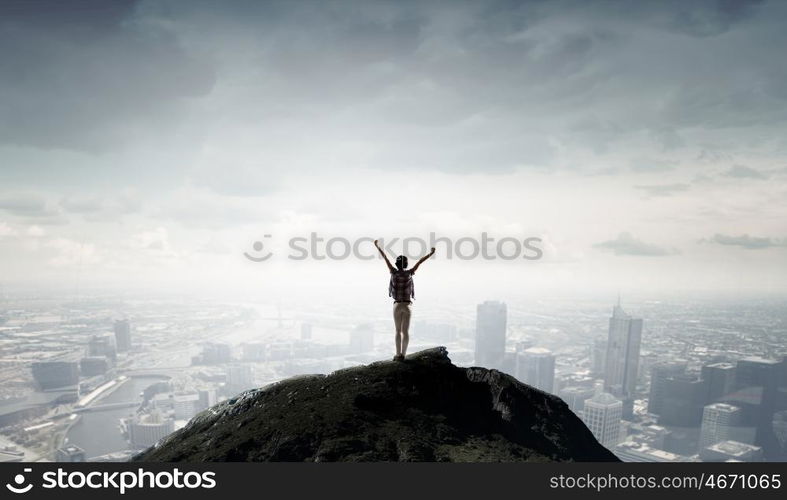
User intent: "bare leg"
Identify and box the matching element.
[400,304,411,356]
[393,304,403,356]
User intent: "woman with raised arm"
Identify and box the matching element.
[374,240,436,361]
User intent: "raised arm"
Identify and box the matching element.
[374,239,395,273]
[410,247,436,274]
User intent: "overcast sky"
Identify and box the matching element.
[0,0,786,304]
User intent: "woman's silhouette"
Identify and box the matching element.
[374,240,436,361]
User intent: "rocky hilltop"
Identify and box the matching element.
[134,347,618,462]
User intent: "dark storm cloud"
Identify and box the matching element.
[2,0,786,173]
[191,0,785,172]
[0,0,215,151]
[705,233,786,249]
[640,0,765,37]
[593,232,678,256]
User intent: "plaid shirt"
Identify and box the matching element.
[389,269,414,302]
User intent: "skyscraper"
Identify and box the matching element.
[700,403,743,449]
[773,410,787,461]
[127,410,175,449]
[736,357,781,390]
[657,373,709,428]
[515,347,555,393]
[604,301,642,404]
[559,386,596,414]
[475,301,507,369]
[648,361,687,415]
[88,333,117,362]
[114,319,132,352]
[198,388,218,410]
[173,392,201,420]
[79,356,110,377]
[733,357,783,460]
[583,392,623,448]
[31,360,79,391]
[197,342,232,365]
[590,338,607,376]
[226,363,255,393]
[701,362,736,402]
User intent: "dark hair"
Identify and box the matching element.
[395,255,408,270]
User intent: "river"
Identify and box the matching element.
[64,376,168,459]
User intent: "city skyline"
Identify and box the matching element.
[2,292,786,462]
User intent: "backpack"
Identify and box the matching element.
[389,269,414,301]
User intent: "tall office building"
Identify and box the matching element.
[700,403,743,449]
[735,357,781,390]
[475,301,507,369]
[173,392,201,420]
[582,392,623,448]
[701,362,736,402]
[31,360,80,391]
[198,388,218,410]
[226,363,255,394]
[88,334,117,362]
[114,319,132,352]
[657,373,709,427]
[127,410,174,449]
[559,386,596,414]
[79,356,110,377]
[603,301,642,401]
[648,361,687,415]
[197,342,232,365]
[773,410,787,460]
[733,357,783,460]
[590,339,607,376]
[515,347,555,394]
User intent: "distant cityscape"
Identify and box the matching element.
[0,292,785,462]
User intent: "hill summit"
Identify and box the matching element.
[134,347,618,462]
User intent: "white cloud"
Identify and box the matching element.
[45,238,99,268]
[0,221,17,237]
[26,225,45,238]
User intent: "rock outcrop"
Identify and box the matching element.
[134,347,619,462]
